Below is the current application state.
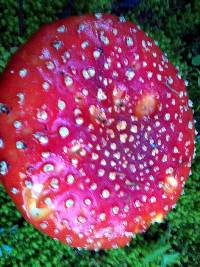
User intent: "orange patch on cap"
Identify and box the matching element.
[135,94,158,119]
[89,105,107,124]
[152,213,164,224]
[163,176,178,194]
[112,86,129,108]
[23,187,53,221]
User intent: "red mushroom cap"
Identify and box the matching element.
[0,14,195,250]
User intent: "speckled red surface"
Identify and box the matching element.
[0,14,195,249]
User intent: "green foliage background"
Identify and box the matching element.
[0,0,200,266]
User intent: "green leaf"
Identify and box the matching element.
[143,244,170,264]
[10,47,18,54]
[0,60,5,68]
[192,55,200,66]
[161,253,180,267]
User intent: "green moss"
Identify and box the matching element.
[0,0,200,266]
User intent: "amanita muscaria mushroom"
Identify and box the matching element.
[0,14,196,250]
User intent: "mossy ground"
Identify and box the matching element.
[0,0,200,266]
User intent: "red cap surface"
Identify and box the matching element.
[0,14,195,250]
